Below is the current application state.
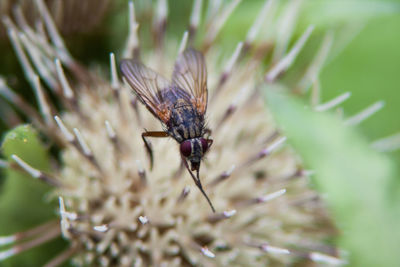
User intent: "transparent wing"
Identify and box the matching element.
[172,48,208,115]
[120,59,172,123]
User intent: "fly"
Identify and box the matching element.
[120,48,215,212]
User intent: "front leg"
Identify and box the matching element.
[204,128,212,139]
[181,155,216,213]
[142,130,169,170]
[204,128,213,148]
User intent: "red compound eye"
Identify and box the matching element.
[200,138,209,153]
[180,140,192,157]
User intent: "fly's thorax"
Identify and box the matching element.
[167,102,204,142]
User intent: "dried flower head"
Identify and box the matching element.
[0,0,347,266]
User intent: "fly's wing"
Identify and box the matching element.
[120,59,172,123]
[172,48,208,115]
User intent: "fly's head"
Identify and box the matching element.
[180,137,213,171]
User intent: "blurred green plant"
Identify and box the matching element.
[265,89,400,267]
[0,125,66,266]
[1,124,52,229]
[217,0,400,163]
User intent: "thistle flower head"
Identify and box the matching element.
[0,0,346,266]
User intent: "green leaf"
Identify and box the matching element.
[0,124,62,266]
[264,89,400,267]
[1,124,50,170]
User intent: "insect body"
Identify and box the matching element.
[120,48,215,212]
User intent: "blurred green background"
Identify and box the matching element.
[320,6,400,162]
[0,0,399,266]
[220,0,400,163]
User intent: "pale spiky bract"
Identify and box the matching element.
[0,0,344,266]
[0,0,111,38]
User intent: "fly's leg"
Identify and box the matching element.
[142,131,169,170]
[204,128,212,139]
[193,170,216,213]
[204,128,214,148]
[181,155,216,213]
